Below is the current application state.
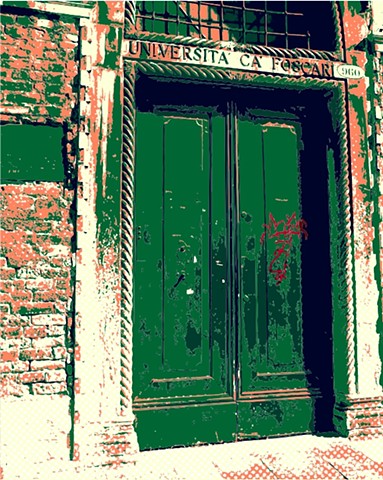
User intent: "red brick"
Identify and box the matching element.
[0,293,12,304]
[5,246,37,268]
[353,416,383,428]
[19,348,53,361]
[53,346,67,359]
[13,302,55,315]
[30,359,65,370]
[0,268,16,280]
[74,378,80,394]
[33,291,59,302]
[0,113,17,122]
[72,442,80,462]
[31,314,66,326]
[32,382,67,395]
[102,432,132,445]
[0,361,29,373]
[0,350,19,362]
[19,267,69,279]
[36,19,54,29]
[54,302,67,314]
[19,371,45,383]
[0,374,28,397]
[25,279,54,291]
[1,195,35,213]
[28,69,44,81]
[0,337,31,351]
[0,279,25,292]
[101,443,131,456]
[0,304,10,314]
[32,336,65,349]
[55,278,71,291]
[75,346,81,361]
[0,315,29,327]
[34,196,61,214]
[1,327,22,339]
[1,16,79,400]
[30,221,52,233]
[48,325,65,336]
[44,369,66,382]
[31,27,51,41]
[8,289,33,302]
[24,326,47,338]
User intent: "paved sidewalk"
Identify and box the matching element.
[2,435,383,479]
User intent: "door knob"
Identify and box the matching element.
[241,211,252,222]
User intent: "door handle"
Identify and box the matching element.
[241,211,251,222]
[173,274,185,289]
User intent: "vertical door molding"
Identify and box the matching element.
[121,60,137,413]
[124,0,137,38]
[327,84,358,404]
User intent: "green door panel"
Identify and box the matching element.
[162,117,210,373]
[237,119,266,393]
[237,397,313,440]
[135,403,236,450]
[133,110,234,449]
[237,118,311,438]
[262,124,304,373]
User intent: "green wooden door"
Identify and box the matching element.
[237,117,312,439]
[133,109,236,449]
[133,106,313,450]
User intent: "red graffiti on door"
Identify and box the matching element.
[260,212,308,285]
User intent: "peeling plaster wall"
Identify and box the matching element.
[0,5,80,465]
[71,1,136,465]
[337,1,382,402]
[0,0,132,467]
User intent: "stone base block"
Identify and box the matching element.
[75,418,139,466]
[334,396,383,438]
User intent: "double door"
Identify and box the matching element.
[132,91,316,450]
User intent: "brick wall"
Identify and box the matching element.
[0,183,74,397]
[0,9,78,123]
[0,9,78,399]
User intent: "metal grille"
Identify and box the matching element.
[136,1,335,51]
